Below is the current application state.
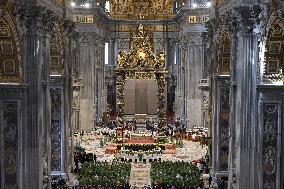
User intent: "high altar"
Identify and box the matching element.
[114,24,168,137]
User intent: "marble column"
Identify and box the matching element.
[232,8,260,189]
[77,33,98,131]
[177,36,187,125]
[96,42,106,122]
[178,33,204,129]
[63,23,76,176]
[187,33,204,129]
[227,30,238,189]
[49,20,75,181]
[20,6,53,189]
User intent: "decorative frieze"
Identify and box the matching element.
[109,0,174,20]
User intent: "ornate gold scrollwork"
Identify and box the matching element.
[116,24,165,70]
[50,20,64,75]
[264,19,284,82]
[109,0,174,20]
[0,6,22,82]
[115,24,167,135]
[217,17,230,75]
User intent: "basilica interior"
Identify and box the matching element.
[0,0,284,189]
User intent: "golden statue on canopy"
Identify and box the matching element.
[116,24,165,71]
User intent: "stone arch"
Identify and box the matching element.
[263,15,284,82]
[50,21,64,75]
[0,8,22,82]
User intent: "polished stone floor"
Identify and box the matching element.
[75,133,208,163]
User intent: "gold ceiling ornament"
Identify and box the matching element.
[116,24,166,71]
[263,19,284,82]
[109,0,174,20]
[217,18,230,75]
[50,20,64,75]
[115,24,167,137]
[0,7,22,83]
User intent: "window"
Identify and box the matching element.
[174,46,178,65]
[105,1,110,12]
[105,42,109,65]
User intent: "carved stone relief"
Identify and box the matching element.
[263,103,278,188]
[3,102,18,188]
[219,87,230,171]
[50,87,62,171]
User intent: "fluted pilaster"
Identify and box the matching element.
[19,5,53,189]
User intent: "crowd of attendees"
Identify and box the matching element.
[74,151,97,173]
[150,161,202,189]
[78,161,131,188]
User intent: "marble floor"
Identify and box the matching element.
[75,134,208,163]
[75,133,211,188]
